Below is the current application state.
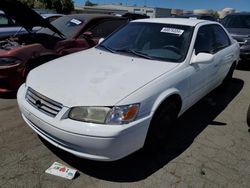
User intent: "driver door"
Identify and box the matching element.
[189,25,216,104]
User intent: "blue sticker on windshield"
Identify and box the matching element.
[70,18,82,25]
[161,27,184,36]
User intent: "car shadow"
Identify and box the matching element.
[0,92,17,99]
[236,60,250,71]
[40,78,244,182]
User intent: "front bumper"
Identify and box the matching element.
[17,84,151,161]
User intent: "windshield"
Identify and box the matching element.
[98,22,193,62]
[221,15,250,29]
[38,15,85,38]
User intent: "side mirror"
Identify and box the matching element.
[98,38,104,44]
[191,52,214,64]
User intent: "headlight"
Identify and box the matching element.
[69,106,111,124]
[0,57,21,68]
[68,104,140,125]
[106,104,140,125]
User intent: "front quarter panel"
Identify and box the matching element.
[116,62,193,119]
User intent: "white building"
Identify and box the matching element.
[76,4,237,19]
[218,8,236,19]
[76,4,172,18]
[193,9,214,15]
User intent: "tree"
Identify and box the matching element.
[212,12,220,19]
[85,0,97,6]
[34,0,46,8]
[59,0,74,14]
[18,0,74,14]
[20,0,35,8]
[42,0,74,14]
[43,0,53,9]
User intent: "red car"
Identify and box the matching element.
[0,0,129,94]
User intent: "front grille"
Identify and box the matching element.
[25,87,63,117]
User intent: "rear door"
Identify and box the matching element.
[210,24,235,85]
[191,24,234,95]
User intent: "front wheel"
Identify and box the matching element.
[144,101,178,151]
[222,63,236,85]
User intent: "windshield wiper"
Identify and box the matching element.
[115,49,153,60]
[98,44,115,53]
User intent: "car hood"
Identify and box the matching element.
[0,0,63,37]
[27,48,179,107]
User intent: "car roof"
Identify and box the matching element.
[64,13,127,21]
[226,12,250,16]
[176,14,212,17]
[132,18,211,26]
[41,13,64,19]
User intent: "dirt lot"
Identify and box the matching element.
[0,64,250,187]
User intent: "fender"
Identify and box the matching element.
[151,88,182,116]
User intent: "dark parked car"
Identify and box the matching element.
[173,14,217,21]
[221,12,250,61]
[122,12,149,20]
[0,0,129,94]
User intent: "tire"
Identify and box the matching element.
[144,101,178,152]
[222,63,236,85]
[247,105,250,128]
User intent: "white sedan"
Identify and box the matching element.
[17,18,240,161]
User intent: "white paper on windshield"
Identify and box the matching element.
[45,162,77,180]
[70,18,82,25]
[161,27,184,36]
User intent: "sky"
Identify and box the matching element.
[74,0,250,12]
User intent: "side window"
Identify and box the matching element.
[212,25,231,53]
[0,14,17,27]
[194,25,215,55]
[88,19,127,38]
[0,14,9,26]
